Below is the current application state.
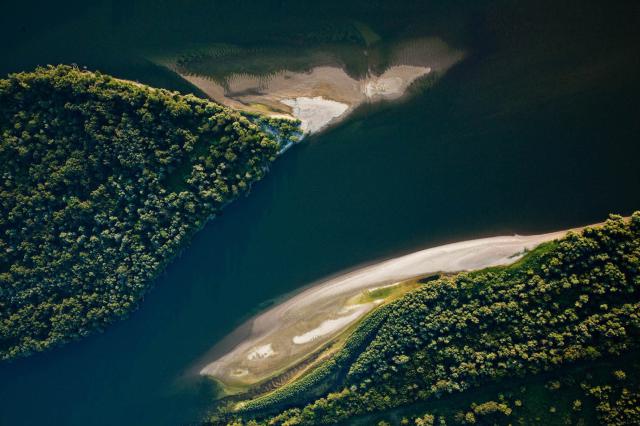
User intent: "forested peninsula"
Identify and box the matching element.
[218,214,640,426]
[0,65,299,361]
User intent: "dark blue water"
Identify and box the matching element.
[1,1,639,425]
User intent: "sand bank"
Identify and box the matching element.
[176,65,431,134]
[167,37,464,134]
[198,224,595,387]
[247,344,275,361]
[281,96,349,133]
[292,305,368,345]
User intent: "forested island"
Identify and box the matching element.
[0,65,300,361]
[216,214,640,425]
[2,66,638,426]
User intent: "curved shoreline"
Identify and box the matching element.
[196,221,604,388]
[158,37,465,135]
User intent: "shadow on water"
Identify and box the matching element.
[0,1,639,425]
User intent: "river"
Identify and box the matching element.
[1,1,639,425]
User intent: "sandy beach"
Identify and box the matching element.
[176,65,432,134]
[197,223,598,388]
[166,37,464,134]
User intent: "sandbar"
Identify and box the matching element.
[197,223,598,388]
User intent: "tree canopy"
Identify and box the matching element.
[0,65,299,360]
[221,214,640,425]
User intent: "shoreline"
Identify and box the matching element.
[174,65,433,134]
[158,37,465,135]
[195,221,607,389]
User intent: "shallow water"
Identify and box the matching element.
[1,1,639,425]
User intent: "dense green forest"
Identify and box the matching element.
[0,65,299,361]
[219,214,640,425]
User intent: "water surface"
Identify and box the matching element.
[1,1,639,425]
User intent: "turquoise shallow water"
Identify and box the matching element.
[1,1,639,425]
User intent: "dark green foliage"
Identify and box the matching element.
[227,214,640,425]
[360,351,640,426]
[0,65,297,360]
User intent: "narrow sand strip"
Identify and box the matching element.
[292,306,367,345]
[198,224,596,387]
